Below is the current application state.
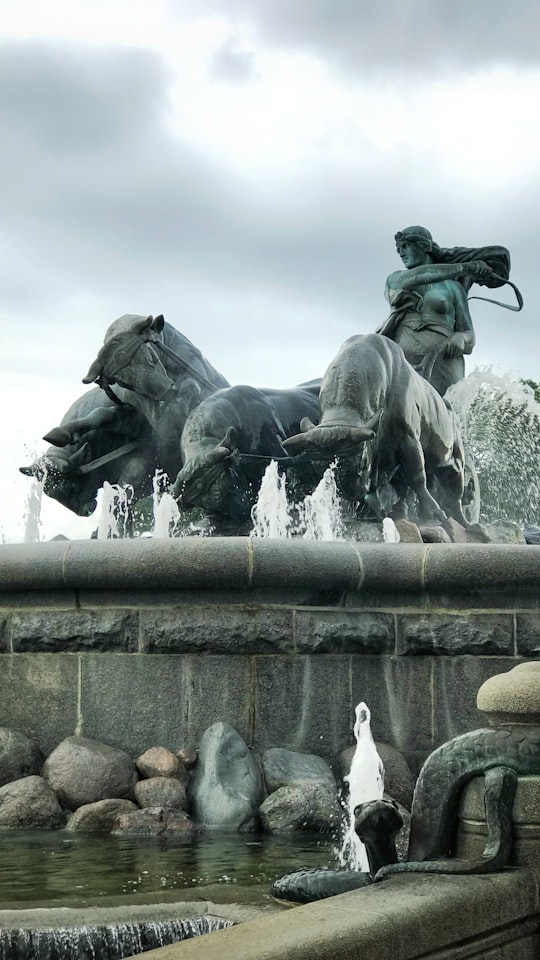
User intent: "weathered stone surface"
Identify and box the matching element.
[259,782,341,835]
[80,654,252,756]
[336,741,415,810]
[66,798,137,832]
[0,728,43,787]
[0,776,65,829]
[254,655,351,761]
[0,613,10,652]
[188,723,264,832]
[481,522,526,544]
[140,605,292,654]
[477,662,540,725]
[11,609,138,652]
[433,656,517,747]
[419,525,451,543]
[135,777,187,810]
[397,613,513,655]
[0,654,79,756]
[113,806,195,836]
[294,611,394,654]
[136,746,181,779]
[394,519,423,543]
[350,655,434,760]
[43,735,138,810]
[177,746,198,770]
[262,748,335,794]
[516,614,540,656]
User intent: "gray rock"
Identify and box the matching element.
[135,777,187,810]
[336,741,415,810]
[0,728,43,787]
[260,782,341,835]
[43,736,138,810]
[66,798,138,832]
[176,747,198,770]
[112,806,195,836]
[0,776,65,829]
[136,746,181,779]
[262,748,336,794]
[482,521,526,544]
[188,722,264,832]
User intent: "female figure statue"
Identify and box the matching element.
[377,226,512,396]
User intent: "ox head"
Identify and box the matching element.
[82,314,177,403]
[20,445,100,516]
[171,427,250,523]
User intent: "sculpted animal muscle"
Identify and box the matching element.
[284,333,468,525]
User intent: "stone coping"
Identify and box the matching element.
[1,539,540,596]
[123,869,540,960]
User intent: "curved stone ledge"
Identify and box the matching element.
[1,539,539,597]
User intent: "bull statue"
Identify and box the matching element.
[283,333,472,527]
[171,382,321,533]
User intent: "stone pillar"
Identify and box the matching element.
[456,662,540,865]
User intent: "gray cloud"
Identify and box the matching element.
[209,36,257,83]
[1,39,537,400]
[178,0,540,74]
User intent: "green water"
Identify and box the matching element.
[0,830,337,908]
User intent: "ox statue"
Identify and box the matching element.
[21,313,230,519]
[283,333,470,527]
[171,382,321,532]
[20,388,157,517]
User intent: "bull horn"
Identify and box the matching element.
[82,357,103,384]
[349,426,376,442]
[19,465,35,477]
[282,432,310,453]
[152,314,165,332]
[43,426,71,447]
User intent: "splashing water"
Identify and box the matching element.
[448,370,540,526]
[251,461,343,540]
[301,464,343,540]
[251,460,295,538]
[382,517,400,543]
[23,479,44,544]
[338,702,384,872]
[152,470,181,539]
[97,482,134,539]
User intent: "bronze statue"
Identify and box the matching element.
[283,333,472,526]
[377,226,516,396]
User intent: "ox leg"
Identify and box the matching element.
[397,432,447,524]
[432,462,471,528]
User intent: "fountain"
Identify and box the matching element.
[6,229,540,957]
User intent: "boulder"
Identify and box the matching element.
[135,777,187,810]
[66,798,138,833]
[113,806,195,836]
[260,782,341,835]
[0,728,43,787]
[0,776,65,829]
[136,746,181,779]
[43,736,138,810]
[262,748,336,794]
[176,747,198,770]
[188,722,264,832]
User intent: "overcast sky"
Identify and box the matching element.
[2,0,540,541]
